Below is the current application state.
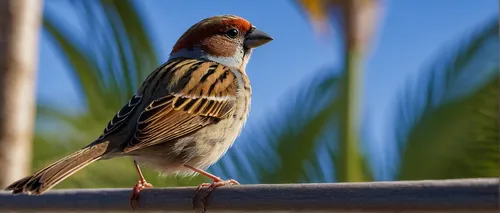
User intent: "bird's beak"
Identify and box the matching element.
[244,27,273,49]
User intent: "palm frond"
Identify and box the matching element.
[257,71,341,183]
[394,17,499,180]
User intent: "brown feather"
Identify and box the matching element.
[5,141,109,195]
[123,60,238,153]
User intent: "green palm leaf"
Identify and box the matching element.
[394,17,499,180]
[255,72,342,183]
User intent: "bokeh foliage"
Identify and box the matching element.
[394,19,499,179]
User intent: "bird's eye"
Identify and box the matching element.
[225,29,239,38]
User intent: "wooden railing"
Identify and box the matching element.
[0,178,498,212]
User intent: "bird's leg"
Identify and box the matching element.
[185,165,239,211]
[130,160,153,211]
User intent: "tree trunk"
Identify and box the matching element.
[0,0,42,187]
[336,0,379,182]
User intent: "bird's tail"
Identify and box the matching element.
[5,141,110,195]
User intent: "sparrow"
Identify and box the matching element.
[5,14,272,210]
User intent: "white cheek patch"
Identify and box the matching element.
[205,55,241,68]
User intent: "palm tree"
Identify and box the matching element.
[33,0,498,190]
[0,0,42,188]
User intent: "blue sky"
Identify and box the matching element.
[37,0,498,180]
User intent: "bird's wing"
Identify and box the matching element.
[96,94,143,141]
[122,58,238,153]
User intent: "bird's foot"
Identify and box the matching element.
[192,178,239,212]
[130,179,153,211]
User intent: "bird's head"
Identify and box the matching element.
[169,15,273,70]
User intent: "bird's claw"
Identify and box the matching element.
[192,179,239,212]
[130,180,153,211]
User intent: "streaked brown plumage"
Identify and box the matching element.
[5,15,272,211]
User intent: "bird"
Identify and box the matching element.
[5,14,272,211]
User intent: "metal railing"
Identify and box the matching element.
[0,178,498,212]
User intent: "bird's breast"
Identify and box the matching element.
[187,87,251,167]
[182,70,251,168]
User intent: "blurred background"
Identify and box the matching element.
[0,0,498,190]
